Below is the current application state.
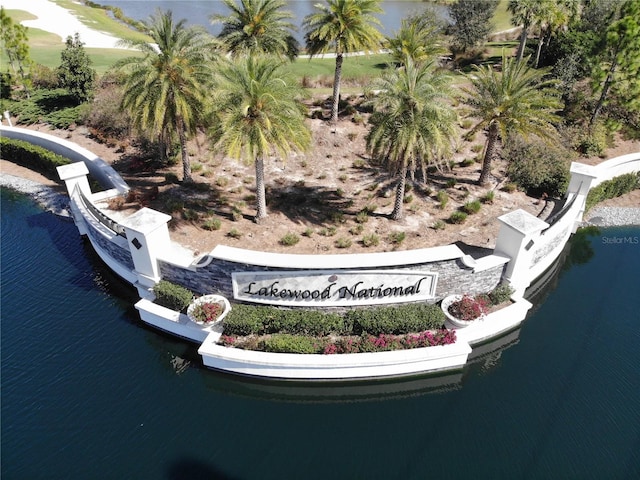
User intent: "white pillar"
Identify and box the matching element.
[120,208,172,295]
[57,162,91,198]
[57,162,92,235]
[567,162,599,231]
[494,209,549,296]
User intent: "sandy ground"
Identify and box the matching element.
[0,0,129,49]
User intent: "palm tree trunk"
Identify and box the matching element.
[534,29,544,67]
[177,117,192,183]
[516,25,529,62]
[331,53,344,123]
[391,165,407,220]
[254,156,268,222]
[478,122,499,186]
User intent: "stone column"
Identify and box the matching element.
[120,208,172,297]
[494,209,549,296]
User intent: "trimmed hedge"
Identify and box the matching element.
[585,172,640,212]
[261,334,324,354]
[153,281,193,312]
[0,137,71,176]
[222,302,445,337]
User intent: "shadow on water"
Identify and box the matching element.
[166,458,240,480]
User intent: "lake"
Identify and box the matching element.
[101,0,450,40]
[2,188,639,479]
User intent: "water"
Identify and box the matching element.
[2,188,640,479]
[101,0,449,40]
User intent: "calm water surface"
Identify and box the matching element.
[2,188,639,479]
[101,0,449,39]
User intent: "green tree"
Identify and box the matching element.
[1,6,32,97]
[462,52,563,186]
[448,0,499,54]
[508,0,540,61]
[303,0,384,123]
[589,0,640,127]
[116,10,219,183]
[208,56,311,221]
[532,0,580,68]
[366,58,457,220]
[57,33,96,104]
[386,9,445,66]
[210,0,298,59]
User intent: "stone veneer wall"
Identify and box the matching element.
[84,220,135,271]
[158,257,505,304]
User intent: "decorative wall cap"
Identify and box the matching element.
[56,162,89,180]
[210,244,464,269]
[498,209,548,235]
[120,207,171,234]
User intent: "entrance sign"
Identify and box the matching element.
[232,270,438,307]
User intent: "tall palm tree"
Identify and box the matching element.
[116,10,219,183]
[508,0,540,61]
[208,56,311,222]
[366,58,458,220]
[210,0,298,59]
[462,52,563,186]
[303,0,384,123]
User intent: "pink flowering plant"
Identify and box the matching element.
[191,300,224,324]
[448,295,489,322]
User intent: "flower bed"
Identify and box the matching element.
[218,329,457,354]
[187,294,230,325]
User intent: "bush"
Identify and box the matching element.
[388,231,406,245]
[362,233,379,247]
[261,334,324,354]
[585,173,640,212]
[0,137,71,176]
[335,237,352,248]
[504,136,572,197]
[346,303,445,335]
[202,218,221,231]
[462,200,481,214]
[279,232,300,246]
[448,211,467,224]
[437,190,449,209]
[481,190,495,204]
[152,280,193,312]
[488,283,515,305]
[571,122,609,157]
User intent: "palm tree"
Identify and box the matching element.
[116,10,219,183]
[303,0,384,123]
[208,56,311,222]
[386,12,445,67]
[366,58,458,220]
[211,0,298,59]
[462,52,563,186]
[508,0,540,61]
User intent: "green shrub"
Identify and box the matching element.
[432,220,445,230]
[362,233,380,247]
[505,136,571,197]
[572,122,609,157]
[302,227,314,237]
[585,173,640,212]
[335,237,352,248]
[222,304,268,335]
[355,210,369,223]
[349,224,364,235]
[152,280,193,312]
[446,178,457,188]
[388,231,406,245]
[481,190,495,204]
[448,211,468,224]
[488,283,515,305]
[0,137,71,176]
[460,158,475,167]
[502,182,518,193]
[437,190,449,209]
[202,218,221,231]
[346,303,445,335]
[261,334,324,354]
[462,200,481,214]
[471,144,484,153]
[227,228,242,239]
[279,232,300,246]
